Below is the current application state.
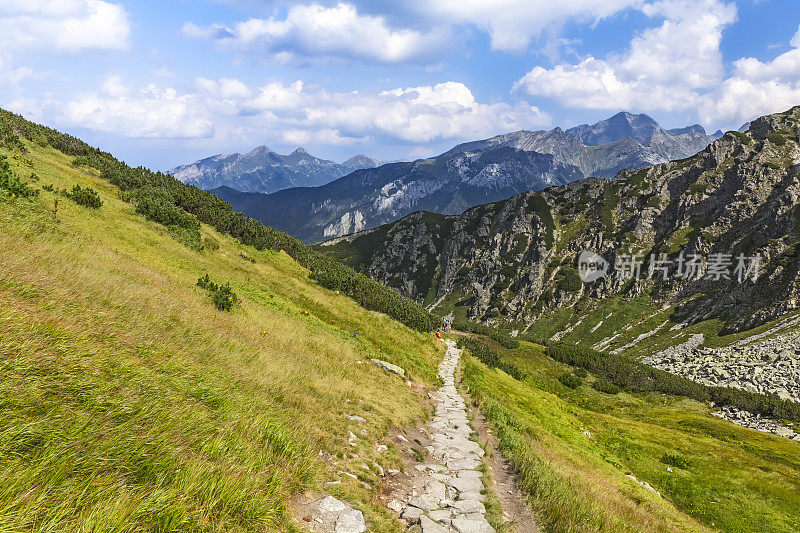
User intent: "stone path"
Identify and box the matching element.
[398,340,495,532]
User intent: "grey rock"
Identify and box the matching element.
[370,359,405,377]
[335,509,366,533]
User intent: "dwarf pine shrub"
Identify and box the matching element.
[592,378,620,394]
[66,184,102,208]
[197,274,239,311]
[457,337,524,380]
[558,372,582,389]
[0,154,38,198]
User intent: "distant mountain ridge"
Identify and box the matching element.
[317,107,800,337]
[216,112,721,243]
[169,146,380,194]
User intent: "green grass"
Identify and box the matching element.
[460,339,800,533]
[0,142,443,531]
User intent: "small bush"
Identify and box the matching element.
[239,252,256,263]
[557,267,582,293]
[490,330,520,349]
[689,181,709,195]
[203,235,220,251]
[559,373,582,389]
[661,452,690,469]
[0,154,38,198]
[197,274,239,311]
[592,378,620,394]
[766,132,787,146]
[66,184,102,208]
[457,337,524,380]
[573,367,588,379]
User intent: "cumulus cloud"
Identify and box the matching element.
[514,2,800,129]
[204,0,643,54]
[0,0,131,52]
[183,2,452,63]
[44,77,550,146]
[416,0,641,52]
[515,0,737,111]
[697,24,800,126]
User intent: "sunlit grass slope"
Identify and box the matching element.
[460,338,800,533]
[0,142,443,531]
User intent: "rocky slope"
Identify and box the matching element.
[169,146,380,194]
[319,107,800,338]
[216,112,719,243]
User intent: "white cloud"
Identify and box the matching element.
[184,2,451,63]
[697,27,800,126]
[515,4,800,129]
[64,82,214,138]
[515,0,737,111]
[41,77,550,146]
[0,1,130,52]
[415,0,641,51]
[204,0,643,54]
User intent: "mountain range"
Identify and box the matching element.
[215,112,721,243]
[318,107,800,338]
[169,146,381,194]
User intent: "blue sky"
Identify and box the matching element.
[2,0,799,170]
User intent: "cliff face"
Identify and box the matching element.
[319,107,800,334]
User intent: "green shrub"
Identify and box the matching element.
[489,330,520,349]
[557,267,582,293]
[203,235,220,251]
[65,184,102,208]
[661,452,690,469]
[729,130,752,145]
[239,252,256,263]
[197,274,239,311]
[517,332,549,346]
[134,186,197,229]
[558,372,582,389]
[573,367,588,379]
[457,337,523,380]
[0,155,38,198]
[766,132,787,146]
[689,181,709,195]
[592,378,620,394]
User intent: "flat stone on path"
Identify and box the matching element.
[421,514,450,532]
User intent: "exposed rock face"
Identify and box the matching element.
[169,146,379,194]
[320,107,800,334]
[216,113,718,243]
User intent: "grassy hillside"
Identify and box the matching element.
[0,141,443,530]
[459,337,800,533]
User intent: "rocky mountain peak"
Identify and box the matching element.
[566,111,663,145]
